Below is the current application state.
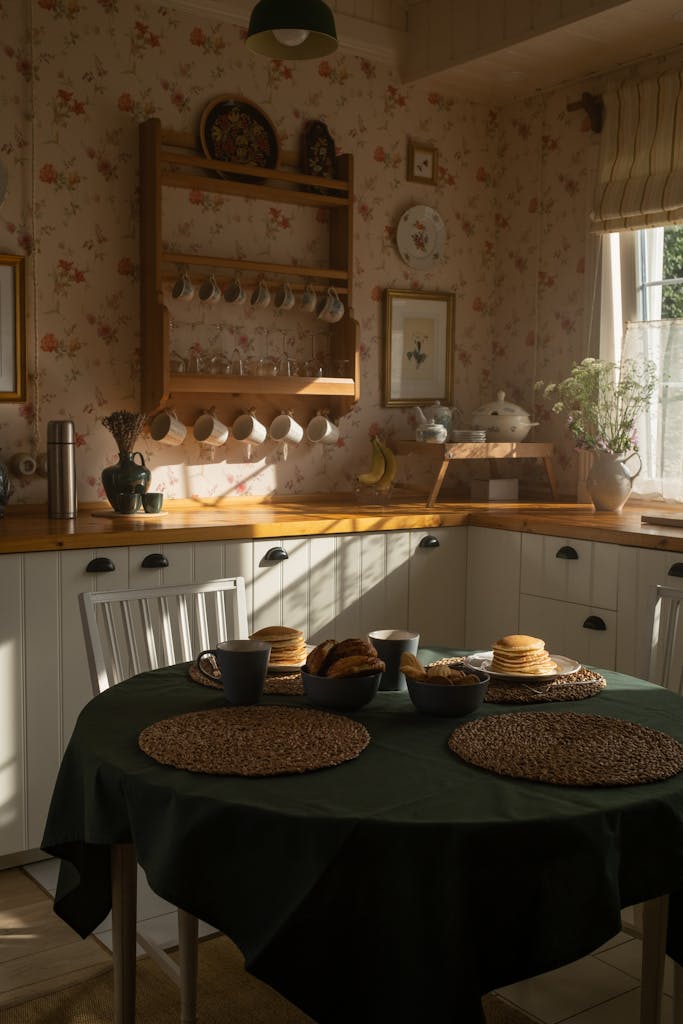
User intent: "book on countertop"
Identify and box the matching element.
[641,512,683,529]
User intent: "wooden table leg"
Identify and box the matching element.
[427,460,450,507]
[542,457,559,500]
[111,843,137,1024]
[640,894,668,1024]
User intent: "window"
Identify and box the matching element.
[602,226,683,500]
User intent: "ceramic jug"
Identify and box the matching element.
[586,450,641,512]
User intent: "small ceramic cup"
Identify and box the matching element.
[171,271,194,302]
[9,452,37,478]
[274,280,295,311]
[250,278,271,309]
[223,276,245,305]
[306,415,339,445]
[115,492,142,514]
[300,283,317,314]
[193,410,229,447]
[232,412,268,446]
[142,492,164,513]
[198,274,221,304]
[149,409,187,446]
[269,413,304,446]
[318,287,345,324]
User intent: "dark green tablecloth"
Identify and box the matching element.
[42,649,683,1024]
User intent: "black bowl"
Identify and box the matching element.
[407,665,489,717]
[301,670,381,712]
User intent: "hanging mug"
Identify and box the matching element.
[171,271,194,302]
[300,283,317,314]
[192,410,229,447]
[232,412,268,446]
[149,409,187,446]
[306,415,339,445]
[250,278,271,309]
[274,281,295,311]
[198,274,221,305]
[269,412,304,446]
[318,287,345,324]
[223,276,245,305]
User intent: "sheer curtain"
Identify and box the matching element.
[621,319,683,501]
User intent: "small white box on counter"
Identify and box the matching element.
[470,478,519,501]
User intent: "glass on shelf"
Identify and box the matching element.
[169,349,187,374]
[255,327,277,377]
[229,348,244,376]
[303,330,324,377]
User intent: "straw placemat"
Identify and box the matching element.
[448,711,683,786]
[139,705,369,776]
[428,659,606,704]
[188,661,304,696]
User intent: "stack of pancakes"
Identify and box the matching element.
[490,634,558,676]
[249,626,308,670]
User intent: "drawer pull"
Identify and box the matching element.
[419,535,440,549]
[667,563,683,578]
[263,546,289,563]
[556,545,578,560]
[86,556,116,574]
[583,615,606,631]
[141,553,169,569]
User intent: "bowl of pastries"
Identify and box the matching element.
[301,638,385,711]
[401,652,489,717]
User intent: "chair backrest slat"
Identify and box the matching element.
[647,584,683,695]
[79,577,250,695]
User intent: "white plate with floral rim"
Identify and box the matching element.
[462,651,581,682]
[396,205,446,269]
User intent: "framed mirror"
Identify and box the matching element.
[0,254,26,402]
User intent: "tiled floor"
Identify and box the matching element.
[25,859,674,1024]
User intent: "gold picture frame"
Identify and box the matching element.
[407,141,438,185]
[0,254,26,402]
[383,288,455,407]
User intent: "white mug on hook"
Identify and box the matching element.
[193,410,229,447]
[269,413,304,446]
[306,415,339,445]
[171,271,194,302]
[318,287,345,324]
[250,278,271,309]
[198,274,222,305]
[149,409,187,446]
[232,412,267,446]
[274,280,295,311]
[300,283,317,314]
[223,276,245,305]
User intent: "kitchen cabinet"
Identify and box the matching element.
[518,534,619,668]
[408,527,466,646]
[139,118,359,430]
[464,527,521,649]
[616,546,683,679]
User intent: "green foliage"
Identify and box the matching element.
[662,225,683,319]
[536,357,657,454]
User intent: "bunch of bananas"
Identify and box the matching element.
[357,436,397,492]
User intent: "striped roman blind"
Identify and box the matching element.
[591,69,683,232]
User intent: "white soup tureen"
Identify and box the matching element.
[471,391,539,442]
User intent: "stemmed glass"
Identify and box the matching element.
[303,330,324,377]
[273,329,295,376]
[255,327,277,376]
[208,323,229,375]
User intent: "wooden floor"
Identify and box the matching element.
[0,867,112,1009]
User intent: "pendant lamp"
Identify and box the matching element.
[246,0,338,59]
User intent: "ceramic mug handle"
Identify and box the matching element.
[623,450,642,481]
[196,649,219,682]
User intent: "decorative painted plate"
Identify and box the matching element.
[302,120,337,193]
[462,651,582,682]
[396,205,446,269]
[199,95,279,182]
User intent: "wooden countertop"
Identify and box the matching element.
[1,498,683,554]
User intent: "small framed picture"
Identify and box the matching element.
[407,141,438,185]
[383,288,454,407]
[0,254,26,402]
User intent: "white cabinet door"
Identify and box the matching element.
[519,594,617,669]
[408,528,466,646]
[520,534,619,610]
[128,542,195,588]
[617,547,683,678]
[465,527,521,650]
[0,554,26,856]
[251,537,312,636]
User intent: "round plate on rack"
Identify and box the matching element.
[199,95,279,183]
[396,205,446,269]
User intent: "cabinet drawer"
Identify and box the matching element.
[617,547,683,678]
[521,534,618,610]
[519,594,616,670]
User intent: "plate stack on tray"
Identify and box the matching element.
[450,430,487,442]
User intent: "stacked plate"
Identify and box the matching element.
[450,430,487,442]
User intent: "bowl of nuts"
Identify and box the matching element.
[302,638,385,711]
[401,653,489,717]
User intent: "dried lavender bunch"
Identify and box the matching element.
[102,410,146,452]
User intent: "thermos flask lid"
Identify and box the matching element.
[47,420,75,443]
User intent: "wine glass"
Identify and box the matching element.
[303,330,323,377]
[255,327,277,376]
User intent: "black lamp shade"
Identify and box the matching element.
[246,0,338,59]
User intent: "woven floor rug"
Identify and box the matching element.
[0,933,536,1024]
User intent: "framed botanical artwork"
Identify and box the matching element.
[383,288,455,407]
[0,254,26,402]
[406,141,438,185]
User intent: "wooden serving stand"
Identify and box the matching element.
[395,441,558,507]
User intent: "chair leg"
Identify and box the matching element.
[178,909,199,1024]
[641,895,669,1024]
[674,961,683,1024]
[111,843,137,1024]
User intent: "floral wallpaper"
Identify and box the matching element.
[1,0,681,505]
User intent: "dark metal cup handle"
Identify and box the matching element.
[196,649,219,681]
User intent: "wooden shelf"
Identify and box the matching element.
[395,441,557,506]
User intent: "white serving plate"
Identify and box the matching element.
[462,651,581,682]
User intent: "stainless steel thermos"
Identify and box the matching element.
[47,420,77,519]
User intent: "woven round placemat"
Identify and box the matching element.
[139,705,369,776]
[188,662,304,696]
[448,711,683,786]
[429,659,606,704]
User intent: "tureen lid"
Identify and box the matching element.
[474,390,532,419]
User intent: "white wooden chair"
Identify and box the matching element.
[638,584,683,1024]
[79,577,249,1023]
